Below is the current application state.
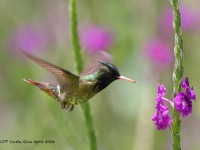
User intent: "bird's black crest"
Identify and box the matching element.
[99,61,120,77]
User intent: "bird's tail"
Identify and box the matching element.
[23,78,59,99]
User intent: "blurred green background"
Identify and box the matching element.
[0,0,200,150]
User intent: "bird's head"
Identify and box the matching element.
[92,61,136,93]
[99,61,136,83]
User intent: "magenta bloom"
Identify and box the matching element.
[9,25,50,53]
[174,92,192,117]
[80,25,113,53]
[152,84,172,130]
[152,110,172,131]
[153,78,196,130]
[145,39,173,66]
[182,77,196,100]
[157,83,167,96]
[160,5,199,33]
[174,77,196,117]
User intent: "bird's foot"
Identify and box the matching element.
[61,103,74,111]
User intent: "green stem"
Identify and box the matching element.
[69,0,97,150]
[81,103,97,150]
[69,0,83,72]
[170,0,184,149]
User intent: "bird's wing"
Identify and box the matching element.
[22,51,79,88]
[80,51,112,76]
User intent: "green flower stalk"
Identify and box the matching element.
[69,0,97,150]
[69,0,83,72]
[170,0,184,149]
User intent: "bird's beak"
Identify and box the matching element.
[118,76,136,83]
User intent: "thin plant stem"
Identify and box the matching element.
[69,0,97,150]
[69,0,84,72]
[169,0,184,149]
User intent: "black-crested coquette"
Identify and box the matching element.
[22,51,136,111]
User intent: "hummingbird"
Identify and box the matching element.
[22,51,136,111]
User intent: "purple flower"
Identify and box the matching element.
[153,78,196,129]
[152,110,172,130]
[80,25,113,53]
[158,83,167,96]
[160,5,199,34]
[152,84,172,130]
[174,77,196,117]
[174,92,192,117]
[182,77,196,100]
[9,25,50,53]
[144,38,173,66]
